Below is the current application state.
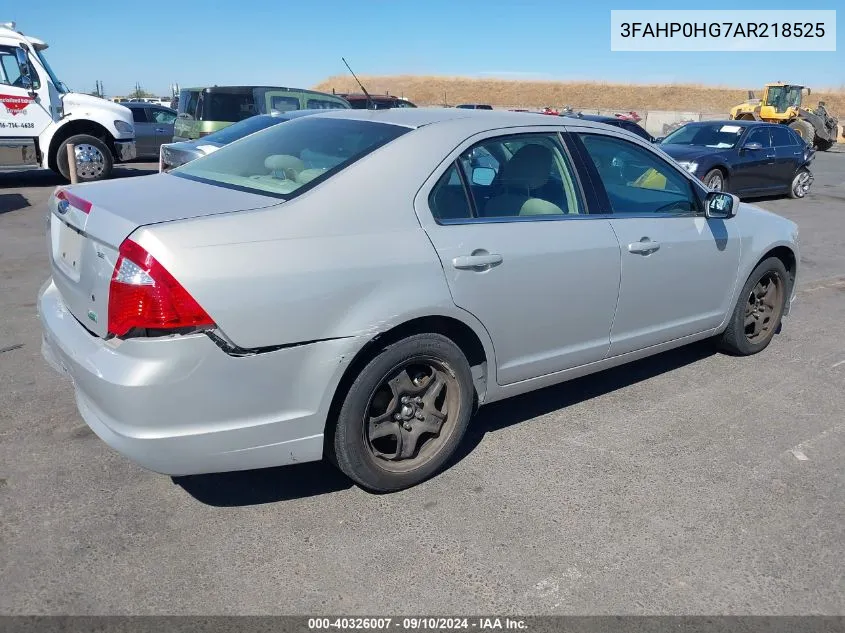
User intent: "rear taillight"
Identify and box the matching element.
[56,189,92,214]
[108,239,214,337]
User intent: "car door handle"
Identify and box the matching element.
[628,239,660,255]
[155,128,168,133]
[452,253,503,270]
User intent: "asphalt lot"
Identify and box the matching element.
[1,154,844,615]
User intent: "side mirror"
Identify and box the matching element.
[471,166,495,186]
[742,141,763,152]
[653,136,665,143]
[704,191,737,219]
[14,47,36,93]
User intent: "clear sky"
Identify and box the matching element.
[7,0,843,97]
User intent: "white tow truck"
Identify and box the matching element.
[0,22,136,182]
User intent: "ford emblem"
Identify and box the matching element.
[57,199,70,215]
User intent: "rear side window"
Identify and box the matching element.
[429,164,472,221]
[770,126,796,147]
[307,98,345,110]
[172,117,409,198]
[270,95,300,113]
[430,133,584,221]
[201,92,256,122]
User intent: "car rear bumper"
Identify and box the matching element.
[38,279,363,476]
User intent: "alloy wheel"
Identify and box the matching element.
[707,172,723,191]
[363,358,460,473]
[793,171,811,198]
[744,272,784,343]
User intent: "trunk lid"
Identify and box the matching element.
[47,173,280,338]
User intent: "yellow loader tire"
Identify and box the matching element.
[788,119,815,146]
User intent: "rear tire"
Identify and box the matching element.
[330,333,474,493]
[56,134,113,183]
[702,168,726,192]
[719,257,789,356]
[788,120,815,146]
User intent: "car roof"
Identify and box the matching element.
[124,102,175,110]
[302,106,637,132]
[681,120,771,128]
[563,113,625,123]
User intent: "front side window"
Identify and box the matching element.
[0,46,40,90]
[130,108,148,123]
[745,127,772,148]
[151,109,177,124]
[172,117,409,198]
[178,90,200,119]
[579,133,698,215]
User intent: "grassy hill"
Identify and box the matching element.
[314,75,845,116]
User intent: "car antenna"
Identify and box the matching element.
[341,57,374,110]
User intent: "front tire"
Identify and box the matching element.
[330,333,474,492]
[719,257,789,356]
[56,134,113,183]
[789,167,812,199]
[702,168,726,191]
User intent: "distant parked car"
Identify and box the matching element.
[338,93,417,109]
[456,104,493,110]
[659,120,815,199]
[562,112,655,143]
[123,102,177,159]
[159,109,342,171]
[39,108,799,493]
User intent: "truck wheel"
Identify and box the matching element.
[56,135,113,183]
[788,119,815,146]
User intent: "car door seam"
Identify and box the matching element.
[605,219,623,360]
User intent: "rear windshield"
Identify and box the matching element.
[172,117,410,198]
[202,115,284,145]
[200,91,257,122]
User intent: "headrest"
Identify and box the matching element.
[500,144,554,190]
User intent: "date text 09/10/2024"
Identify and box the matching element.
[308,617,528,630]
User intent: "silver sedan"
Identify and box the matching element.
[38,108,799,492]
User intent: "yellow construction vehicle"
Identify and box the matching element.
[730,83,839,151]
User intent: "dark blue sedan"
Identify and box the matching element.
[659,121,815,199]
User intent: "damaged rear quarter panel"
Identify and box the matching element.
[130,127,490,353]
